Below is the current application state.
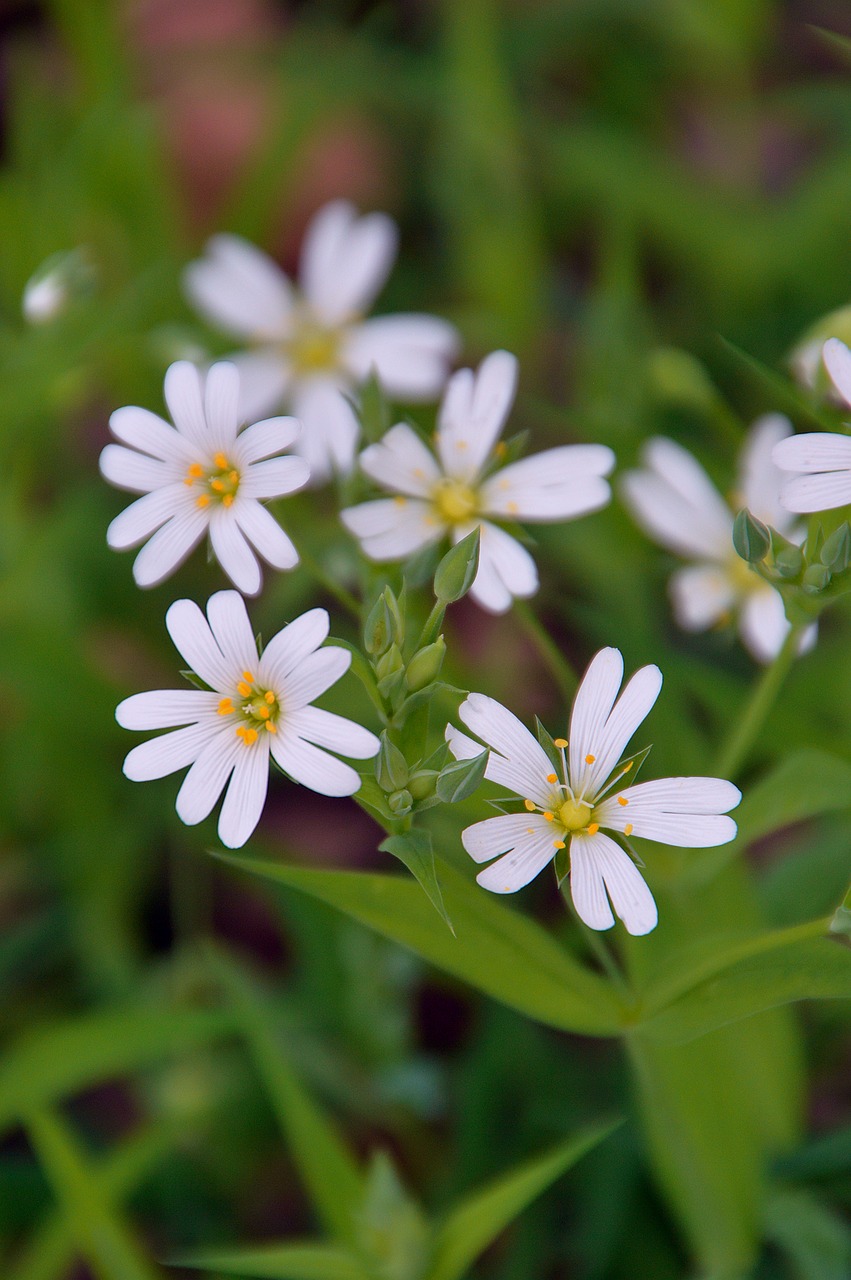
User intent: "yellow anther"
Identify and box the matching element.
[506,501,519,514]
[196,494,210,508]
[546,772,557,784]
[222,493,234,507]
[242,671,254,681]
[585,754,596,764]
[587,822,599,835]
[210,478,225,492]
[543,811,554,822]
[264,690,275,704]
[257,705,270,720]
[185,462,204,482]
[394,496,407,507]
[624,823,633,836]
[265,721,277,733]
[229,470,239,484]
[217,698,234,716]
[553,840,566,850]
[495,442,507,458]
[237,681,252,697]
[554,738,567,749]
[456,440,468,450]
[243,728,258,745]
[618,796,629,807]
[523,798,536,812]
[623,762,633,772]
[527,827,535,834]
[214,452,229,469]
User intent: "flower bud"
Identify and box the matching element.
[732,509,771,563]
[774,545,804,579]
[434,527,480,602]
[387,788,413,816]
[405,636,446,692]
[375,643,403,682]
[408,769,439,800]
[363,594,392,656]
[375,732,409,792]
[820,523,851,574]
[802,563,831,594]
[436,750,488,803]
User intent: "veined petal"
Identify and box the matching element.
[281,646,351,710]
[779,470,851,513]
[569,832,657,936]
[343,314,459,400]
[235,415,300,464]
[571,655,662,801]
[436,351,518,482]
[359,423,441,498]
[475,826,558,894]
[772,431,851,473]
[480,445,615,522]
[457,693,554,801]
[669,564,736,631]
[166,598,233,691]
[235,499,299,570]
[469,522,538,614]
[291,379,359,482]
[107,484,189,549]
[209,509,262,596]
[446,723,550,807]
[229,350,291,422]
[205,590,258,675]
[568,648,624,794]
[596,776,740,848]
[620,437,732,559]
[259,608,330,689]
[461,811,551,864]
[286,706,380,759]
[300,200,398,324]
[100,444,181,495]
[164,361,209,451]
[270,727,363,796]
[239,457,310,500]
[116,689,219,729]
[341,498,441,561]
[739,414,794,530]
[132,506,208,587]
[738,586,794,663]
[204,361,241,453]
[108,406,196,465]
[184,233,294,340]
[218,738,271,847]
[175,725,241,824]
[822,336,851,406]
[123,720,215,782]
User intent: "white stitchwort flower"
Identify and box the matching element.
[184,200,459,483]
[774,338,851,513]
[341,351,615,614]
[621,416,816,662]
[116,591,380,849]
[446,648,741,935]
[100,360,309,594]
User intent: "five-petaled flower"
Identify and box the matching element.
[621,416,816,662]
[341,350,615,614]
[116,591,380,849]
[184,200,459,483]
[774,337,851,514]
[100,360,309,594]
[446,648,740,935]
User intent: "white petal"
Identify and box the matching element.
[475,827,557,894]
[204,361,241,453]
[570,832,657,936]
[163,361,211,451]
[100,444,180,494]
[620,437,732,559]
[239,457,310,500]
[669,564,735,631]
[205,590,258,676]
[116,690,219,729]
[343,314,459,399]
[300,200,398,323]
[184,233,293,340]
[291,380,359,482]
[132,506,209,587]
[218,739,270,847]
[596,777,740,848]
[738,587,792,663]
[259,608,330,689]
[445,723,542,805]
[229,350,291,421]
[772,431,851,473]
[461,812,551,864]
[235,415,300,464]
[469,522,538,614]
[738,414,794,529]
[166,598,233,691]
[209,509,262,595]
[437,351,518,482]
[359,423,441,497]
[281,646,351,710]
[108,406,196,464]
[123,720,215,782]
[779,471,851,513]
[235,499,299,570]
[570,654,663,801]
[567,648,624,794]
[480,445,614,522]
[457,693,554,803]
[106,485,188,549]
[822,337,851,406]
[270,728,362,796]
[285,706,380,758]
[175,726,241,824]
[341,498,441,560]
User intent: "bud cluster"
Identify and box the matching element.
[733,508,851,624]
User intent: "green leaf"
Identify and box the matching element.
[427,1120,620,1280]
[435,751,488,804]
[25,1108,166,1280]
[764,1189,851,1280]
[736,749,851,845]
[215,856,624,1036]
[357,1152,429,1280]
[174,1241,370,1280]
[211,953,365,1248]
[380,830,454,933]
[0,1007,232,1138]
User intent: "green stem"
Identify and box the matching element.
[713,625,803,780]
[562,891,633,1004]
[298,549,362,621]
[418,599,446,649]
[513,600,578,705]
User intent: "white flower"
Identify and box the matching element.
[183,200,460,483]
[446,648,741,935]
[116,591,380,849]
[774,338,851,514]
[621,416,816,663]
[22,248,94,324]
[341,350,615,613]
[100,360,309,594]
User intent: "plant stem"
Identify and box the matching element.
[513,600,578,705]
[714,625,803,779]
[297,548,362,621]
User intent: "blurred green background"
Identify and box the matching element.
[1,1,851,1277]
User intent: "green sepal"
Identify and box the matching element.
[436,751,489,804]
[433,528,481,603]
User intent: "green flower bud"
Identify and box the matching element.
[732,509,771,563]
[363,594,392,656]
[376,667,407,706]
[375,643,403,682]
[405,636,446,692]
[434,527,480,603]
[774,545,804,579]
[820,523,851,573]
[407,769,439,800]
[375,732,409,792]
[387,788,413,816]
[436,750,489,803]
[802,563,831,594]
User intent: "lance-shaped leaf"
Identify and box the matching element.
[380,830,454,933]
[213,856,624,1036]
[211,953,365,1247]
[427,1119,620,1280]
[174,1241,370,1280]
[435,750,488,804]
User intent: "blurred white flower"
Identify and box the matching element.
[774,338,851,514]
[341,350,615,613]
[22,248,94,324]
[100,360,309,594]
[117,592,380,849]
[789,308,851,397]
[621,416,816,663]
[184,200,460,483]
[447,648,741,934]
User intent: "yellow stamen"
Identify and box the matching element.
[210,478,225,492]
[554,738,567,749]
[618,796,629,807]
[524,798,536,812]
[217,698,233,716]
[257,705,270,720]
[624,823,633,836]
[585,754,596,764]
[506,501,519,514]
[431,477,478,524]
[623,762,633,772]
[394,496,407,507]
[242,671,254,681]
[265,721,277,733]
[214,452,228,470]
[229,471,239,484]
[196,494,210,508]
[184,462,204,485]
[587,822,599,835]
[264,690,275,704]
[237,727,258,746]
[222,493,234,507]
[495,442,507,458]
[237,681,252,697]
[543,811,554,822]
[546,772,557,784]
[553,839,566,849]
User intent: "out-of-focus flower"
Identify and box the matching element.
[341,351,615,614]
[100,360,309,594]
[22,248,95,324]
[446,648,741,935]
[184,200,459,483]
[621,416,816,662]
[790,308,851,396]
[116,592,380,848]
[775,338,851,514]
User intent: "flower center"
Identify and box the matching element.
[217,670,280,746]
[287,321,341,376]
[185,453,241,509]
[432,477,478,524]
[558,798,593,831]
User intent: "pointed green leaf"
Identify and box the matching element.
[357,1152,429,1280]
[174,1241,370,1279]
[427,1120,620,1280]
[764,1189,851,1280]
[214,857,624,1036]
[435,751,488,804]
[380,830,454,933]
